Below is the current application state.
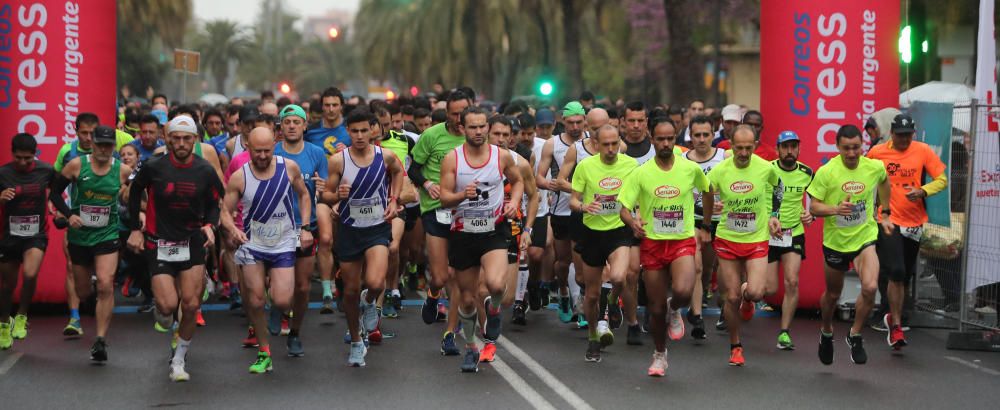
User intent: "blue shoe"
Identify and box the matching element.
[63,318,83,338]
[440,332,460,356]
[382,303,398,318]
[558,297,573,323]
[576,316,589,329]
[460,348,480,373]
[229,292,243,311]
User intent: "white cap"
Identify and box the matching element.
[166,115,198,136]
[721,104,742,122]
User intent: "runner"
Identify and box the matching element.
[126,116,223,381]
[220,127,313,374]
[570,125,638,363]
[408,90,472,356]
[516,112,553,313]
[438,106,523,372]
[0,134,56,349]
[866,114,947,349]
[619,119,705,376]
[274,104,329,356]
[704,125,782,366]
[682,115,728,338]
[49,126,132,362]
[807,124,893,365]
[767,131,814,350]
[322,109,404,367]
[536,102,588,325]
[375,114,419,319]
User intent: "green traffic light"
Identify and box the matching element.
[899,25,912,63]
[539,81,554,96]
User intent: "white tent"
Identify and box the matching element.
[198,93,229,106]
[899,81,974,107]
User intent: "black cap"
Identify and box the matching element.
[891,114,915,134]
[93,125,116,145]
[239,106,260,124]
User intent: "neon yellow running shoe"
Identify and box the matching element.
[0,322,12,350]
[12,314,27,339]
[249,351,273,374]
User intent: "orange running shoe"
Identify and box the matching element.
[729,346,745,366]
[479,341,497,362]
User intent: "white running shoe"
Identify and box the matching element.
[667,298,685,341]
[170,360,190,382]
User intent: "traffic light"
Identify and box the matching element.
[386,90,396,100]
[328,27,340,40]
[899,25,912,63]
[538,81,554,96]
[279,82,291,94]
[410,86,419,97]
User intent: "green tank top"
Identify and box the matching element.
[195,142,203,157]
[381,131,410,168]
[69,155,121,246]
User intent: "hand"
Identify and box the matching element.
[426,182,441,200]
[338,183,351,198]
[880,218,895,235]
[503,201,520,219]
[905,185,926,202]
[769,217,782,238]
[837,195,854,216]
[312,172,326,193]
[537,178,553,191]
[464,180,479,199]
[384,200,398,222]
[335,143,348,153]
[228,226,249,248]
[299,228,314,249]
[0,188,15,202]
[584,201,602,215]
[127,230,144,253]
[67,215,84,229]
[628,217,646,239]
[696,227,712,244]
[800,209,814,225]
[202,225,215,248]
[330,202,342,219]
[519,231,531,251]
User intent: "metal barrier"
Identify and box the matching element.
[914,102,999,334]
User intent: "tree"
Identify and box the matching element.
[663,0,702,106]
[194,20,252,93]
[117,0,193,98]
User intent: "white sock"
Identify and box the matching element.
[391,289,401,297]
[173,338,190,365]
[515,261,529,302]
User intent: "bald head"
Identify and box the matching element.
[732,124,756,145]
[586,108,609,133]
[248,127,275,150]
[259,102,279,117]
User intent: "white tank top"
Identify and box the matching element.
[240,156,297,253]
[338,146,390,228]
[683,147,726,221]
[531,137,549,217]
[452,144,504,233]
[232,135,247,157]
[629,141,655,165]
[550,135,574,216]
[575,138,594,164]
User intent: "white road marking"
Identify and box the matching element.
[944,356,1000,376]
[491,356,558,410]
[499,335,595,410]
[0,352,24,375]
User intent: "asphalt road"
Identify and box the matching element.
[1,297,998,410]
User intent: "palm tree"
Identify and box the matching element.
[117,0,193,98]
[195,20,252,93]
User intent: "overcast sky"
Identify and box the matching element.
[192,0,360,25]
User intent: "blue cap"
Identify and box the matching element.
[777,130,800,145]
[535,109,555,125]
[151,109,168,126]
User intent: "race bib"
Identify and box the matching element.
[9,215,40,237]
[349,197,384,224]
[157,239,190,262]
[435,208,452,225]
[461,209,495,233]
[250,218,289,247]
[593,194,619,215]
[835,203,867,228]
[725,212,757,233]
[80,205,111,228]
[652,210,684,235]
[769,228,793,248]
[900,225,924,241]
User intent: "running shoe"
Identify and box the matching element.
[440,332,460,356]
[382,303,399,318]
[0,322,11,350]
[777,331,795,350]
[267,308,282,336]
[153,308,173,332]
[728,346,744,366]
[885,313,907,350]
[846,334,867,364]
[687,311,706,340]
[756,301,774,312]
[667,300,685,341]
[12,314,27,340]
[480,341,497,363]
[320,296,335,315]
[484,297,502,341]
[421,296,439,325]
[818,332,834,365]
[360,290,381,332]
[558,296,573,323]
[527,282,541,311]
[739,297,755,321]
[218,281,231,301]
[391,293,402,312]
[249,351,272,374]
[280,317,290,336]
[607,298,623,330]
[511,301,527,326]
[368,327,383,345]
[202,283,210,302]
[137,299,154,313]
[648,350,668,377]
[242,327,259,348]
[63,318,83,338]
[287,335,304,357]
[576,316,589,329]
[348,341,367,367]
[627,324,644,346]
[90,337,108,362]
[120,277,139,298]
[461,348,480,372]
[585,340,602,363]
[716,313,727,331]
[597,320,614,348]
[343,330,371,347]
[437,302,448,321]
[195,310,206,327]
[169,360,190,382]
[229,292,243,310]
